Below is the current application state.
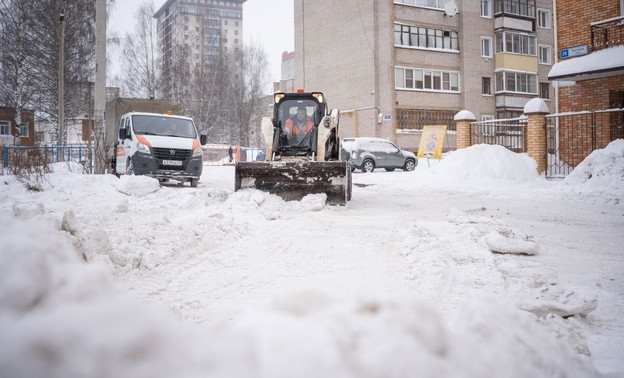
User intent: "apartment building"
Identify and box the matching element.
[294,0,554,149]
[154,0,246,73]
[274,51,296,93]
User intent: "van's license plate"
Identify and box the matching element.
[162,159,183,166]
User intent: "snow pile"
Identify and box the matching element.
[0,214,599,378]
[561,139,624,197]
[432,144,540,181]
[51,161,88,175]
[115,175,161,196]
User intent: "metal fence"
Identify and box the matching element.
[1,145,94,174]
[471,117,527,153]
[591,16,624,52]
[546,108,624,178]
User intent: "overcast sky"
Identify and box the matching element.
[108,0,294,89]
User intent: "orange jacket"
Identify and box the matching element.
[285,117,314,138]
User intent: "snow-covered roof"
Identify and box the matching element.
[548,45,624,81]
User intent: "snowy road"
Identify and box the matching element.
[117,159,623,375]
[2,143,623,377]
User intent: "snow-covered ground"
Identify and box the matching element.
[1,141,623,378]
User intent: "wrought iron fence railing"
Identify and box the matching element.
[545,108,624,178]
[591,16,624,52]
[471,117,527,153]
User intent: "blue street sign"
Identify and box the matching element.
[560,44,588,60]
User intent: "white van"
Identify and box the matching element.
[115,112,205,187]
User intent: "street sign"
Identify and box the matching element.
[560,44,588,60]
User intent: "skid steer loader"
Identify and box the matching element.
[235,91,352,205]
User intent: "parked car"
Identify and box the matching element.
[341,137,417,173]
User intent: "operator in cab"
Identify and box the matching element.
[284,106,314,146]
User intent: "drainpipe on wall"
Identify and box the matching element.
[553,0,559,117]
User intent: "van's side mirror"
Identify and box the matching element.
[200,134,207,145]
[118,128,127,140]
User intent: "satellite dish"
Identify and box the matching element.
[444,0,458,16]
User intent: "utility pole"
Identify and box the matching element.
[94,0,107,173]
[58,10,65,150]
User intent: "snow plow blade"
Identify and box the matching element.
[235,161,351,205]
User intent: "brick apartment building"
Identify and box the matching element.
[547,0,624,167]
[294,0,554,150]
[0,107,35,146]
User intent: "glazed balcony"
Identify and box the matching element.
[494,0,536,20]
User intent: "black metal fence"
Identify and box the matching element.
[591,16,624,52]
[545,109,624,178]
[471,117,527,153]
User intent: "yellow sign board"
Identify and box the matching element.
[417,125,447,159]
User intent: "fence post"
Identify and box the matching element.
[2,146,7,168]
[523,98,550,174]
[454,110,476,149]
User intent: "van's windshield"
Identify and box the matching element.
[132,115,197,138]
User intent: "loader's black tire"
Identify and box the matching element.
[362,159,375,173]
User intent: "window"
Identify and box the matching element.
[19,123,28,137]
[481,0,492,17]
[537,9,551,29]
[394,23,459,51]
[394,0,446,10]
[0,121,10,136]
[482,77,492,95]
[481,37,492,57]
[540,83,550,99]
[495,71,538,94]
[35,131,45,144]
[396,67,460,92]
[482,115,495,121]
[539,45,551,64]
[495,31,536,56]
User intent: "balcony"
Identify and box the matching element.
[494,0,536,20]
[591,16,624,52]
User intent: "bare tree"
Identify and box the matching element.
[187,50,233,143]
[118,0,159,98]
[225,44,269,146]
[0,0,39,142]
[160,42,192,103]
[25,0,96,142]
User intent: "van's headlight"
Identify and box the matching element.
[192,147,203,158]
[137,142,150,154]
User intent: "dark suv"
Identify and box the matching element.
[341,137,417,173]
